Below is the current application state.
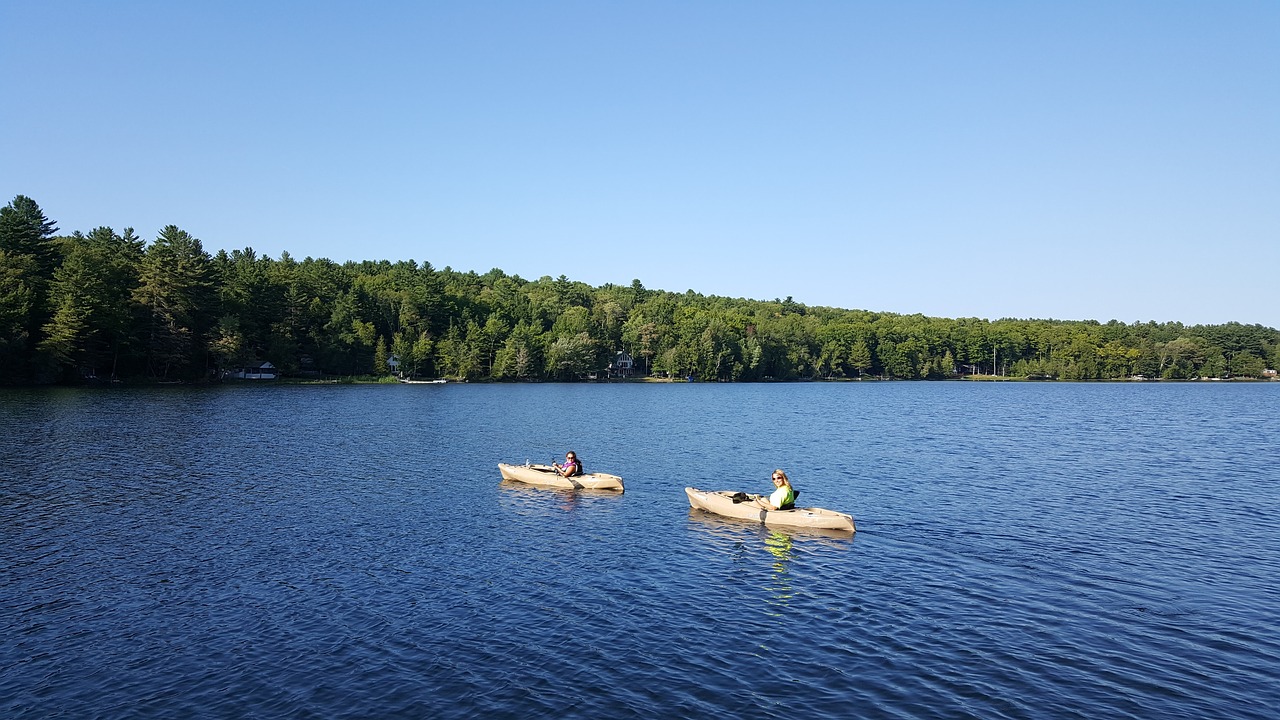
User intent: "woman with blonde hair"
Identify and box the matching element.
[757,469,796,510]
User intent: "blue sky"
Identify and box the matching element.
[3,1,1277,328]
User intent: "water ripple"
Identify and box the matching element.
[3,383,1279,718]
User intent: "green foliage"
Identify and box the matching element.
[546,332,596,380]
[132,225,216,379]
[0,195,58,280]
[0,249,38,378]
[39,227,144,380]
[373,336,391,376]
[0,196,60,381]
[5,193,1279,385]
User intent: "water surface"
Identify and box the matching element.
[3,382,1278,718]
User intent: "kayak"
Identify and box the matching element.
[684,487,856,532]
[498,463,625,492]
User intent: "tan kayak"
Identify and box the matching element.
[498,463,625,492]
[684,487,856,532]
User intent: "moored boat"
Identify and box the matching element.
[684,487,855,532]
[498,463,625,492]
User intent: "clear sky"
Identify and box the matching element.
[3,1,1277,328]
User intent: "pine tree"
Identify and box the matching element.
[132,226,216,379]
[39,227,144,380]
[0,196,60,380]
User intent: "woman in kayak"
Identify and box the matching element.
[757,469,796,510]
[554,451,583,477]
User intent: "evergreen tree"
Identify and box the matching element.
[6,192,1280,385]
[0,196,60,379]
[373,336,390,376]
[0,250,37,380]
[39,227,144,380]
[0,195,58,278]
[132,226,216,379]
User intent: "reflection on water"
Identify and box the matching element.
[685,510,857,614]
[685,507,859,544]
[497,479,623,514]
[764,530,794,610]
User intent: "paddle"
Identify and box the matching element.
[550,457,584,488]
[732,489,800,508]
[553,455,583,478]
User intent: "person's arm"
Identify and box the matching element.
[761,486,789,510]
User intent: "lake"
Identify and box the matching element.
[2,382,1278,719]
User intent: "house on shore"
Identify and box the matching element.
[610,351,635,378]
[224,361,279,380]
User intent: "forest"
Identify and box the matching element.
[2,195,1278,385]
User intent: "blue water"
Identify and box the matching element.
[3,382,1278,719]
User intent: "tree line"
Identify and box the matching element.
[2,195,1277,385]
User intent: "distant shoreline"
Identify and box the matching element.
[8,375,1273,389]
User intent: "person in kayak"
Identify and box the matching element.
[553,451,583,477]
[756,469,796,510]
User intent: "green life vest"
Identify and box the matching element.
[770,486,795,510]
